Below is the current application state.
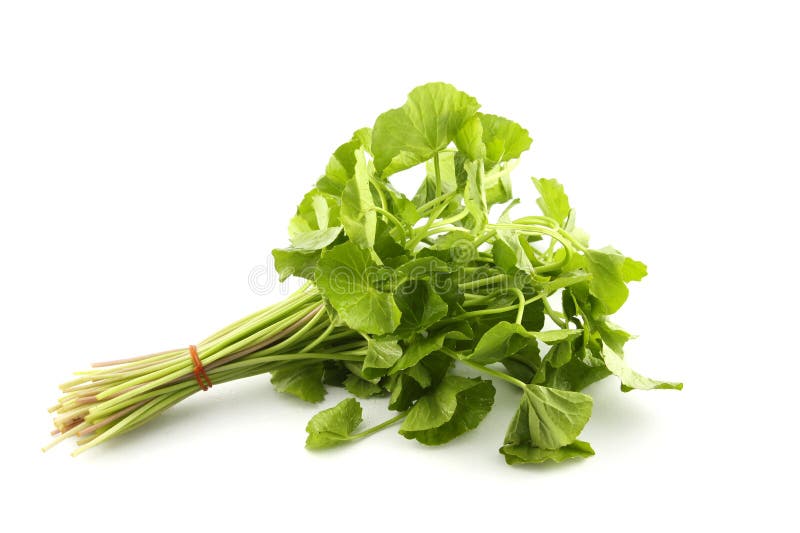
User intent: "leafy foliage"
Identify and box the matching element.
[399,376,495,445]
[503,384,593,450]
[602,347,683,392]
[315,242,401,335]
[372,82,480,176]
[270,362,326,403]
[305,398,363,449]
[268,81,683,467]
[502,440,595,465]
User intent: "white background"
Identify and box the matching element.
[2,1,798,531]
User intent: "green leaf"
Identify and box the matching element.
[543,356,612,392]
[270,362,326,403]
[454,114,486,161]
[372,82,481,176]
[393,256,451,285]
[394,280,449,335]
[352,127,372,153]
[340,150,377,249]
[501,343,541,384]
[344,374,384,398]
[503,384,593,452]
[289,226,343,251]
[305,398,363,449]
[596,319,632,355]
[386,373,424,411]
[317,129,370,196]
[564,284,620,353]
[391,338,443,374]
[585,248,629,315]
[288,190,340,240]
[492,237,525,274]
[532,177,571,226]
[322,361,349,387]
[463,159,488,233]
[390,324,472,374]
[622,256,648,282]
[271,248,319,282]
[602,347,683,392]
[316,242,401,335]
[479,113,532,166]
[489,238,514,272]
[383,182,421,227]
[404,362,434,388]
[494,208,535,273]
[484,172,514,208]
[403,352,452,389]
[468,321,536,365]
[539,340,611,391]
[467,321,582,364]
[534,329,583,344]
[312,194,330,229]
[500,440,595,465]
[539,273,592,294]
[362,337,403,380]
[399,376,495,445]
[543,341,573,369]
[562,287,578,319]
[386,353,453,411]
[373,219,407,261]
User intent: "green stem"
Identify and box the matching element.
[478,161,488,209]
[462,291,501,307]
[433,151,442,199]
[510,216,559,229]
[258,305,327,355]
[502,221,588,253]
[299,321,336,353]
[512,288,526,324]
[458,274,509,290]
[373,206,407,239]
[542,297,567,328]
[349,411,408,441]
[96,300,322,405]
[453,291,546,320]
[369,177,388,210]
[199,282,314,345]
[489,223,575,273]
[472,230,496,247]
[544,236,556,261]
[434,206,470,227]
[408,198,453,249]
[458,359,527,389]
[418,225,471,241]
[211,351,366,373]
[417,191,456,216]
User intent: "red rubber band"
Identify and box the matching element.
[189,345,212,391]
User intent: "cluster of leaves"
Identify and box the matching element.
[271,82,681,465]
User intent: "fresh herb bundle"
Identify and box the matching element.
[46,82,681,464]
